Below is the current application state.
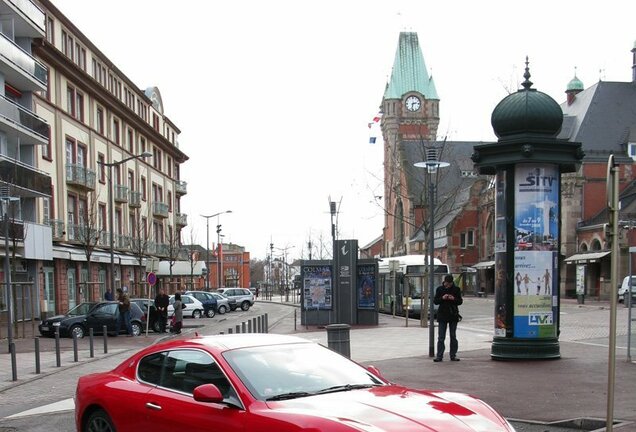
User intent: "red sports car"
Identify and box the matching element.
[75,334,515,431]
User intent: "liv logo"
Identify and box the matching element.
[529,312,553,325]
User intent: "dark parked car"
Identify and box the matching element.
[184,291,218,318]
[38,301,145,338]
[130,298,164,333]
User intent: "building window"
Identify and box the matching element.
[139,137,146,154]
[98,204,106,232]
[98,153,105,183]
[96,107,104,134]
[167,191,172,212]
[112,119,120,145]
[629,143,636,161]
[66,85,75,116]
[127,128,134,153]
[152,113,159,131]
[467,229,474,246]
[42,127,52,160]
[43,197,51,224]
[141,176,147,201]
[46,16,54,43]
[75,91,84,121]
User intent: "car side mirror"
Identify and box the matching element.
[193,384,224,403]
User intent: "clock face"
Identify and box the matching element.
[405,95,421,112]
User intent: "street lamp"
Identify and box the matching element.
[1,187,19,351]
[415,147,449,358]
[274,245,295,301]
[97,152,152,294]
[201,210,231,289]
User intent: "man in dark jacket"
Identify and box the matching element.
[433,274,463,362]
[154,288,169,333]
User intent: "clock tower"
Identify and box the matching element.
[380,32,440,256]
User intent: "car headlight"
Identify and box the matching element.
[53,322,61,327]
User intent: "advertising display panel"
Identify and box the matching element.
[302,265,332,310]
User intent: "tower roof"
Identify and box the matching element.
[383,32,438,100]
[566,73,584,92]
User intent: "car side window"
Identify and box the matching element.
[93,303,117,316]
[138,351,168,386]
[183,297,192,304]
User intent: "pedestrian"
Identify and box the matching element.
[433,274,463,362]
[116,288,133,336]
[154,287,169,333]
[171,292,184,334]
[104,287,114,301]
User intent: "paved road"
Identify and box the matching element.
[0,297,634,431]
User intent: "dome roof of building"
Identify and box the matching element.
[567,74,584,91]
[491,59,563,138]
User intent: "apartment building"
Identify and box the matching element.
[31,0,188,315]
[0,0,52,324]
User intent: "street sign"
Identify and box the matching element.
[147,272,157,286]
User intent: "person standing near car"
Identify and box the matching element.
[172,292,184,334]
[433,274,463,362]
[104,287,114,301]
[116,288,133,336]
[154,287,169,333]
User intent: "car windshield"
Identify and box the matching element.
[67,302,96,316]
[223,342,384,401]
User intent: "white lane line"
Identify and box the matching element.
[5,398,75,419]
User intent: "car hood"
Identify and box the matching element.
[264,385,510,431]
[42,314,81,325]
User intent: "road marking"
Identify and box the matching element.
[5,398,74,419]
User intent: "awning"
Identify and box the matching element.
[473,260,495,269]
[564,251,610,264]
[156,261,206,276]
[52,245,145,266]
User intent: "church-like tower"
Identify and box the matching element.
[381,32,439,256]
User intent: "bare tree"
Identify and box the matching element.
[75,189,103,302]
[130,209,152,297]
[165,225,181,290]
[185,228,199,290]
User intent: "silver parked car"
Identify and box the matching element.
[216,287,254,311]
[210,291,232,314]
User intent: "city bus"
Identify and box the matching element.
[377,255,450,317]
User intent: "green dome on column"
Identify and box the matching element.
[491,59,563,138]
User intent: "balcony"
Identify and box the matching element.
[98,231,109,247]
[0,94,49,145]
[116,234,130,250]
[67,224,98,244]
[0,154,51,197]
[47,219,64,240]
[65,164,96,190]
[175,180,188,195]
[114,184,128,203]
[155,243,169,257]
[0,30,47,91]
[3,0,46,36]
[176,213,188,227]
[129,190,141,208]
[152,202,169,218]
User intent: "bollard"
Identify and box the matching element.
[10,342,17,381]
[257,315,262,333]
[89,328,94,358]
[35,337,41,374]
[252,317,257,333]
[265,313,269,333]
[55,329,61,367]
[73,332,79,362]
[103,325,108,354]
[241,322,246,333]
[228,328,233,334]
[326,324,351,358]
[236,324,241,334]
[294,309,297,331]
[247,320,252,333]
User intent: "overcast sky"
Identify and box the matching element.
[52,0,636,260]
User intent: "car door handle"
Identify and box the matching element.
[146,402,162,411]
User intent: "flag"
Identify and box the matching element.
[369,137,377,144]
[367,113,382,128]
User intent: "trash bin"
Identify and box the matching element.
[326,324,351,358]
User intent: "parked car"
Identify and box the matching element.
[216,287,254,311]
[209,292,232,314]
[167,294,205,318]
[184,291,218,318]
[130,298,163,333]
[38,301,145,338]
[618,276,636,303]
[75,334,515,431]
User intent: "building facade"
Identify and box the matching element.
[31,0,188,315]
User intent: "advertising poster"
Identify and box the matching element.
[357,264,376,309]
[513,251,557,338]
[302,265,332,310]
[494,251,507,337]
[495,170,507,253]
[576,265,585,295]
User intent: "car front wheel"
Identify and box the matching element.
[205,308,216,318]
[131,322,142,336]
[217,305,227,314]
[70,324,85,339]
[192,309,202,319]
[241,301,251,311]
[85,408,115,432]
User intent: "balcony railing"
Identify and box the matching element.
[65,164,96,190]
[114,184,128,203]
[176,213,187,227]
[155,243,169,257]
[152,202,169,218]
[129,190,141,208]
[116,234,130,250]
[0,30,47,86]
[175,180,188,195]
[47,219,64,240]
[0,154,51,196]
[98,231,109,247]
[0,94,49,141]
[67,224,98,243]
[8,0,46,33]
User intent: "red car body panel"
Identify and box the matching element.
[75,335,513,432]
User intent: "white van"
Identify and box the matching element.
[618,276,636,303]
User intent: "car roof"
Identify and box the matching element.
[152,333,312,353]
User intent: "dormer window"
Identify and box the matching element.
[628,142,636,161]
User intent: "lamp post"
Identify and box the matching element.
[1,188,19,351]
[415,148,449,357]
[274,245,295,301]
[201,210,231,289]
[98,152,152,294]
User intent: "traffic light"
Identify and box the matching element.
[216,224,221,234]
